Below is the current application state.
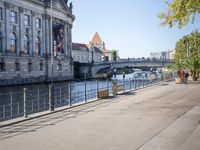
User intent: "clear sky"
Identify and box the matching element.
[71,0,200,58]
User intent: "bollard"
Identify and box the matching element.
[23,88,27,118]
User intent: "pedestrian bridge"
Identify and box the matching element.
[79,59,173,78]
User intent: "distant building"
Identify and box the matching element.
[0,0,75,85]
[72,43,103,63]
[150,51,171,59]
[72,32,120,63]
[90,32,120,61]
[169,49,175,59]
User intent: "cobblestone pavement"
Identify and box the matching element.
[0,80,200,150]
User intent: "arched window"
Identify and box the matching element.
[35,37,41,55]
[10,33,16,53]
[24,35,29,54]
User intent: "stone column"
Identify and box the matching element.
[19,7,24,54]
[5,2,10,52]
[31,11,36,56]
[67,26,72,58]
[41,14,46,57]
[1,5,6,54]
[45,14,50,55]
[64,24,68,56]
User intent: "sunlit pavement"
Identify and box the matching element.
[0,80,200,150]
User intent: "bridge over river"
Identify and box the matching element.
[77,59,173,79]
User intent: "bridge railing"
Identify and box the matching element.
[92,58,173,65]
[0,73,175,122]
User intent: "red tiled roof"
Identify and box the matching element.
[91,32,103,45]
[72,43,89,51]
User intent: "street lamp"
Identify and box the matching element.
[90,42,94,63]
[50,0,54,111]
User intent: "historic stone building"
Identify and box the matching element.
[72,43,103,63]
[90,32,119,61]
[0,0,75,86]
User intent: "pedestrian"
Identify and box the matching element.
[123,72,125,79]
[112,81,117,96]
[185,72,189,84]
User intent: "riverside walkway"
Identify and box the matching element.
[0,80,200,150]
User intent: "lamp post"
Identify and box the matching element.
[91,42,94,63]
[50,0,54,111]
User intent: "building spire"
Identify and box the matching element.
[91,32,103,45]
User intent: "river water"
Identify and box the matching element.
[0,71,163,121]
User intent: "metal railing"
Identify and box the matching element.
[0,73,175,122]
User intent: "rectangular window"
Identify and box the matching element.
[39,62,43,71]
[15,62,20,71]
[0,7,3,20]
[28,62,33,72]
[24,14,30,26]
[57,63,62,71]
[0,62,5,71]
[10,11,17,23]
[36,18,41,29]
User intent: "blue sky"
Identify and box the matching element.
[71,0,200,58]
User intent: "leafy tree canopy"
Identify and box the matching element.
[159,0,200,28]
[174,31,200,78]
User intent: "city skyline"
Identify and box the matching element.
[72,0,200,58]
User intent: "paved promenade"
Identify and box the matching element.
[1,80,200,150]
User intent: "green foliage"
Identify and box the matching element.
[112,50,117,61]
[174,31,200,77]
[159,0,200,28]
[166,60,184,76]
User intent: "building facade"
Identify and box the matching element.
[0,0,75,85]
[150,51,171,60]
[72,42,103,63]
[90,32,119,61]
[72,32,120,64]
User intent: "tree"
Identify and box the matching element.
[159,0,200,28]
[112,50,117,62]
[174,31,200,80]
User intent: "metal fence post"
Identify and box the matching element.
[68,82,72,106]
[123,78,125,93]
[85,80,87,102]
[142,76,144,88]
[49,85,53,111]
[96,80,99,99]
[106,79,109,92]
[38,89,40,100]
[10,92,13,117]
[3,105,5,119]
[23,88,27,118]
[60,87,62,104]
